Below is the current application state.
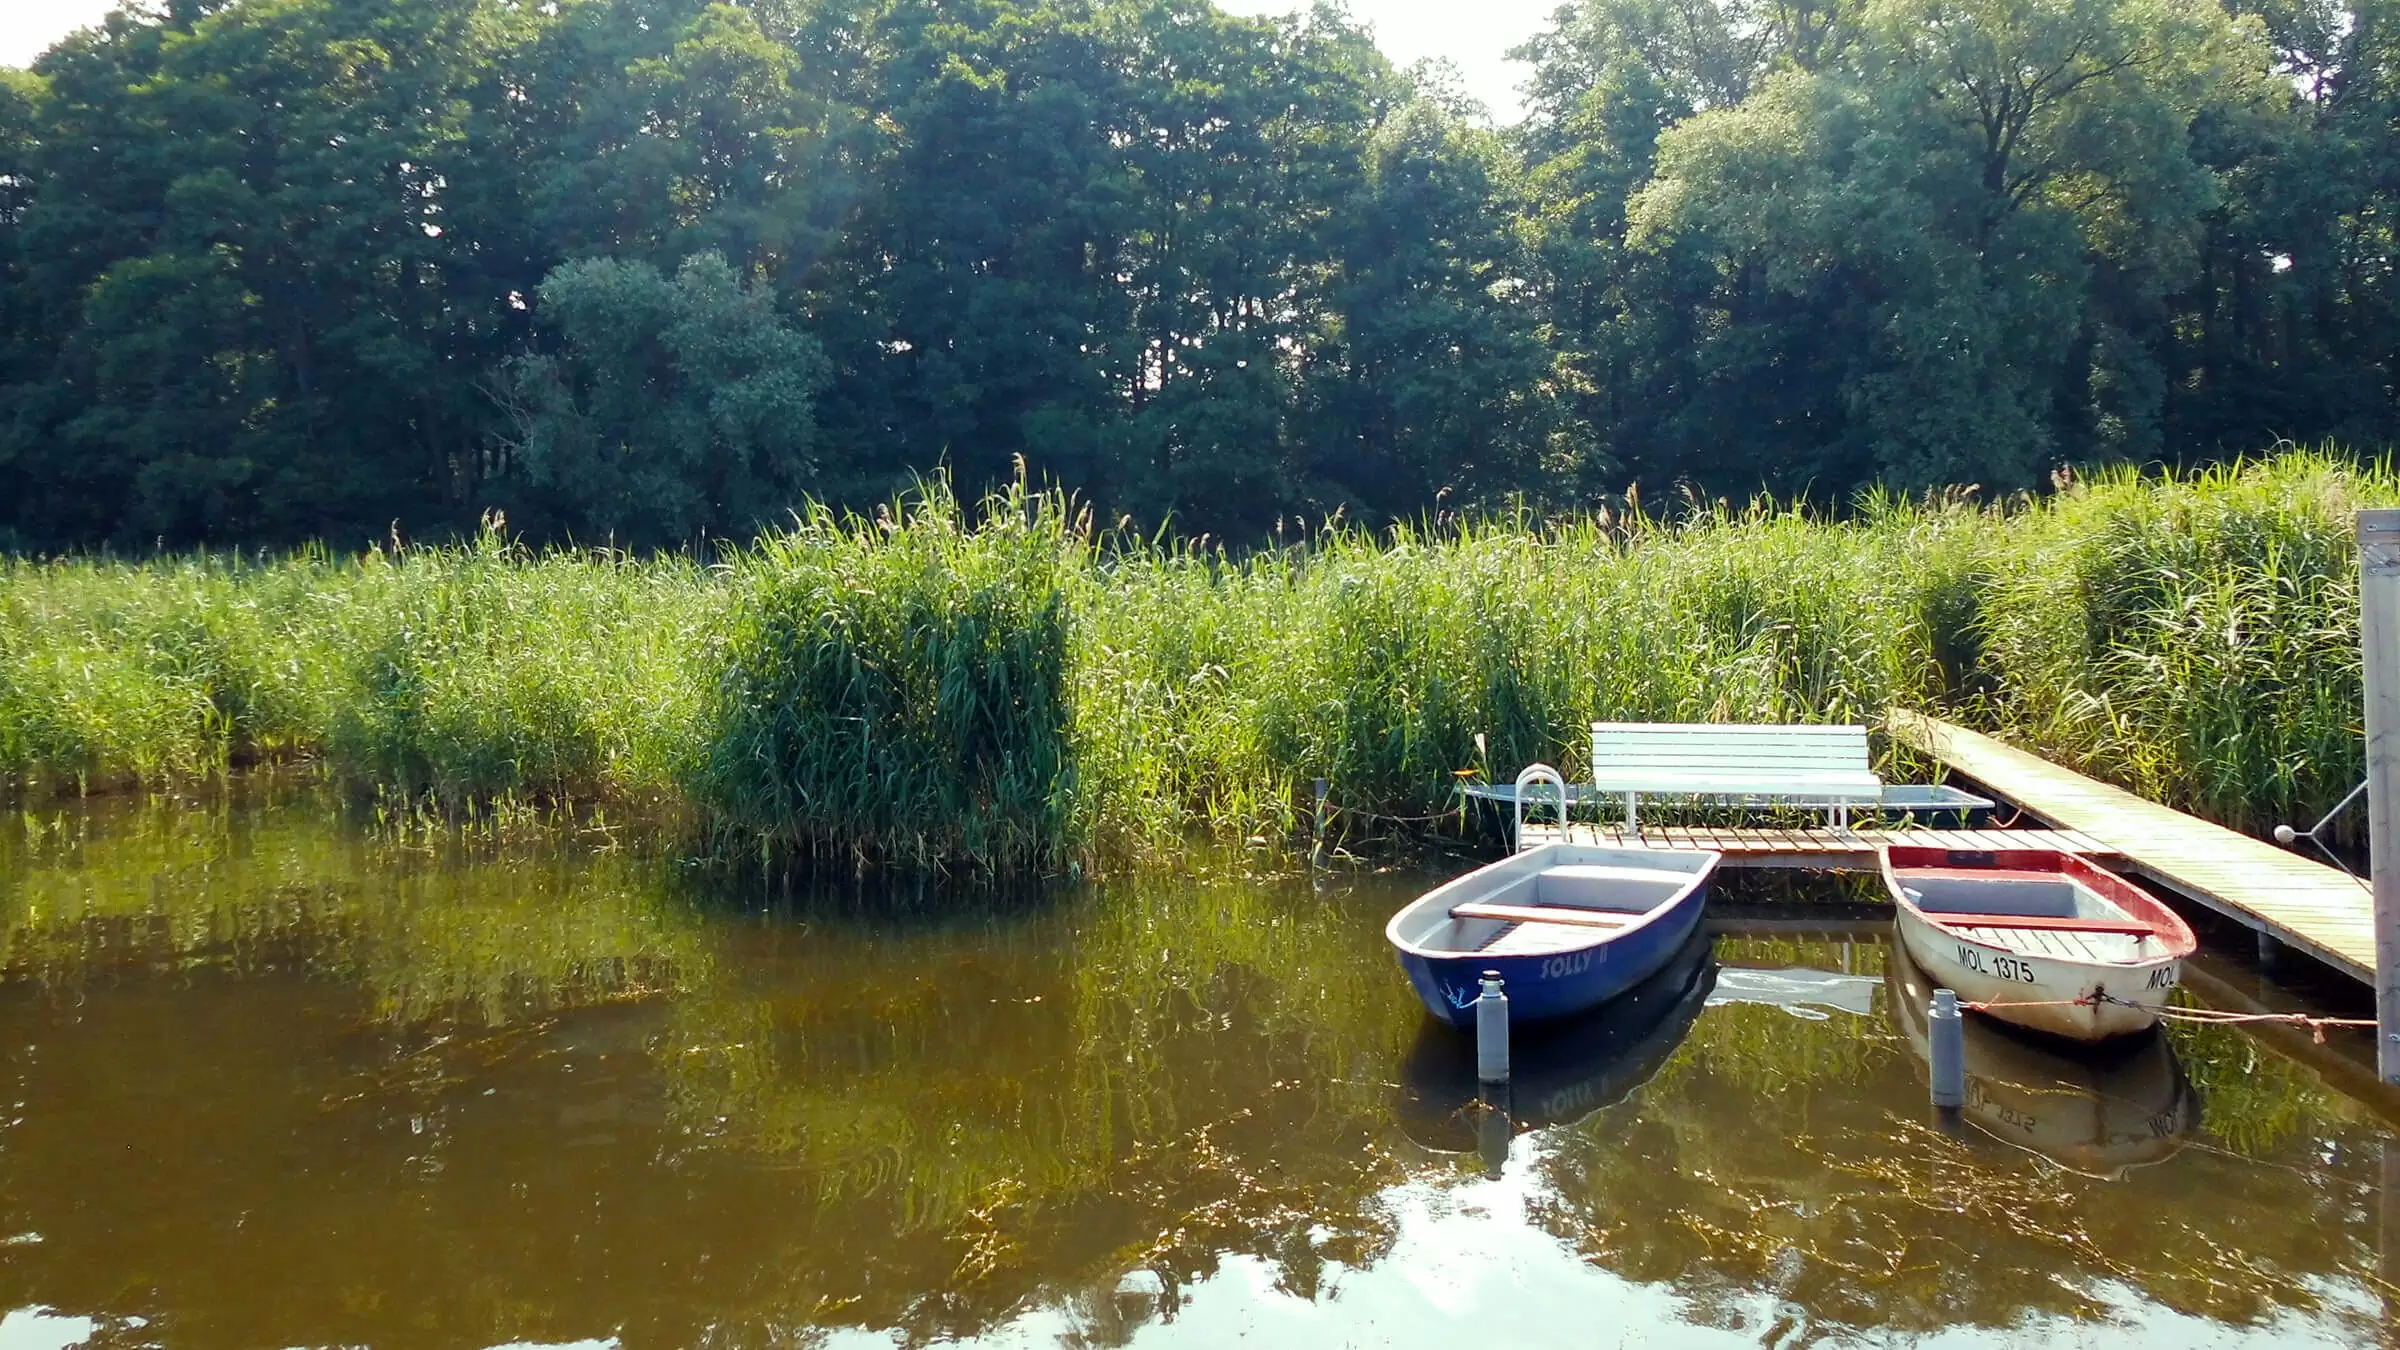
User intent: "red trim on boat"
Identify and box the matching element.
[1881,844,2199,959]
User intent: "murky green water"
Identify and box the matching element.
[1,788,2394,1348]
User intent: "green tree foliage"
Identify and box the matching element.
[1518,0,2400,499]
[0,0,2393,547]
[0,0,1558,547]
[0,68,41,427]
[795,0,1551,532]
[2,0,542,545]
[1629,0,2274,489]
[1308,95,1577,515]
[495,252,830,544]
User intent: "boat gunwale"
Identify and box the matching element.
[1384,843,1724,962]
[1878,846,2199,966]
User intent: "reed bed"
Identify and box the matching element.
[698,489,1081,872]
[0,451,2387,870]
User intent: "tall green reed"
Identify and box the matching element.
[1970,454,2387,840]
[2,449,2389,869]
[323,521,719,806]
[698,480,1086,872]
[0,552,337,790]
[0,526,718,811]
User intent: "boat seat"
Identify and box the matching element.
[1536,864,1699,885]
[1926,912,2158,936]
[1475,922,1607,956]
[1449,902,1636,929]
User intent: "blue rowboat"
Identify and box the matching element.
[1385,842,1722,1028]
[1396,920,1718,1156]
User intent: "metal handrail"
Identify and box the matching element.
[1512,762,1571,850]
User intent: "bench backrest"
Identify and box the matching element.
[1588,722,1874,782]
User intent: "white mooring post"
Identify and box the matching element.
[1476,1086,1512,1180]
[1928,988,1966,1108]
[1475,971,1510,1084]
[2360,509,2400,1083]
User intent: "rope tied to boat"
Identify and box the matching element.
[1955,991,2377,1043]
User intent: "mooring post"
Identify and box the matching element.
[2360,509,2400,1082]
[1929,988,1966,1108]
[1475,971,1510,1084]
[1475,1085,1511,1180]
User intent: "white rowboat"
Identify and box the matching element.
[1881,845,2197,1042]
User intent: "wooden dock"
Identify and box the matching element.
[1515,822,2113,871]
[1888,709,2376,984]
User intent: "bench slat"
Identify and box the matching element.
[1593,735,1867,747]
[1581,723,1885,828]
[1592,722,1874,733]
[1590,774,1881,793]
[1588,768,1882,781]
[1603,739,1862,749]
[1596,758,1868,771]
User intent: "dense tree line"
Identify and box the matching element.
[0,0,2392,549]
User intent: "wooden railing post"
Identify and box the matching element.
[2358,509,2400,1082]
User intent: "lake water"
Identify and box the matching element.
[1,787,2394,1348]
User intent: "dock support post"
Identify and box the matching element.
[1929,988,1966,1108]
[2359,509,2400,1082]
[1475,972,1510,1084]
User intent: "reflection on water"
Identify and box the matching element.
[0,793,2394,1347]
[1396,923,1716,1165]
[1887,938,2200,1177]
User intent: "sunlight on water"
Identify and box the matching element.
[0,789,2392,1346]
[0,1310,99,1350]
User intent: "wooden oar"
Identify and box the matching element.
[1450,902,1637,929]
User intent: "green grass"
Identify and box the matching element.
[0,450,2388,869]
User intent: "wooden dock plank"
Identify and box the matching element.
[1888,709,2374,984]
[1515,821,2115,865]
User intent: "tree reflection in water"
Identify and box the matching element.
[0,799,2389,1347]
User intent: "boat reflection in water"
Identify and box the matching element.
[1887,939,2200,1177]
[1396,923,1716,1175]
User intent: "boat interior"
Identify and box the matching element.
[1894,868,2160,963]
[1900,871,2100,920]
[1398,857,1705,957]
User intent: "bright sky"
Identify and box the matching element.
[1218,0,1554,120]
[1,0,117,67]
[2,0,1552,119]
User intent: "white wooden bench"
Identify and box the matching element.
[1589,722,1884,831]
